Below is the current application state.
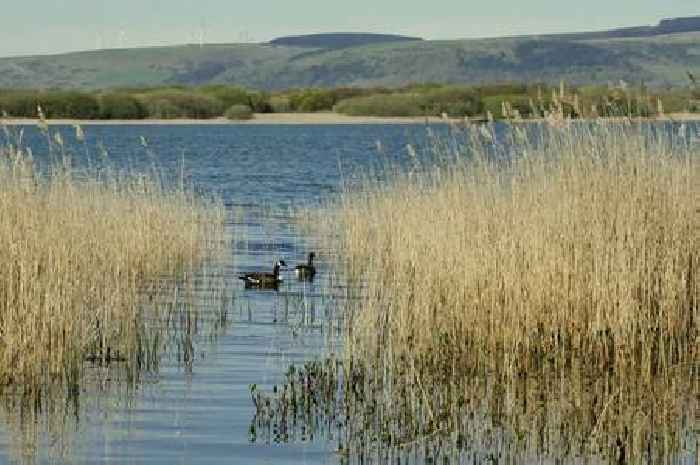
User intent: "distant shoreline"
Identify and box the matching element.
[0,113,446,126]
[1,112,699,126]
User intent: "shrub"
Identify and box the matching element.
[136,90,223,119]
[224,104,254,120]
[419,86,483,116]
[246,91,272,113]
[98,93,148,119]
[289,89,336,112]
[336,87,483,117]
[38,91,101,119]
[328,87,374,102]
[481,95,536,118]
[594,95,652,117]
[689,99,700,113]
[658,92,694,113]
[402,82,445,93]
[199,85,251,108]
[477,83,529,97]
[268,95,292,113]
[0,91,102,119]
[0,90,38,117]
[335,94,425,117]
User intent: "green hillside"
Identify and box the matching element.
[0,22,698,90]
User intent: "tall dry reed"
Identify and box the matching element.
[0,124,228,395]
[313,120,698,461]
[336,121,696,378]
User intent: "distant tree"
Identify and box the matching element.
[199,85,251,108]
[420,86,483,116]
[289,89,336,112]
[335,94,424,117]
[98,93,148,119]
[246,91,272,113]
[136,89,223,119]
[38,91,100,119]
[0,90,38,117]
[224,104,254,120]
[268,96,292,113]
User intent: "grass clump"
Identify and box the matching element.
[0,124,228,394]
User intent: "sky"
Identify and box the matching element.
[0,0,697,58]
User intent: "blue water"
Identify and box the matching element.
[6,124,438,207]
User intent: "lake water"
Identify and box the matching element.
[0,122,697,465]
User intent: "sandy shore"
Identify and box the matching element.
[1,112,699,126]
[0,113,443,126]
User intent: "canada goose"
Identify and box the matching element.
[294,252,316,281]
[239,260,287,289]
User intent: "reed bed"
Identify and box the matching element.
[280,119,698,463]
[0,124,229,396]
[336,120,696,379]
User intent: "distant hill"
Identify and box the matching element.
[269,33,423,49]
[538,15,700,41]
[658,16,700,34]
[0,17,698,90]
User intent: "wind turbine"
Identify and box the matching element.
[198,21,205,48]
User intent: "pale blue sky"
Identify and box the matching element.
[1,0,697,57]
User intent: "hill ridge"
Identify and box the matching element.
[0,16,698,90]
[269,32,423,49]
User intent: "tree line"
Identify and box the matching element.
[0,82,697,120]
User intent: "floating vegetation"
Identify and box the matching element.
[256,120,699,463]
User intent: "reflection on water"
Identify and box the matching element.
[0,123,697,464]
[252,357,698,464]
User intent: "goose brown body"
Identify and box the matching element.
[239,260,286,289]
